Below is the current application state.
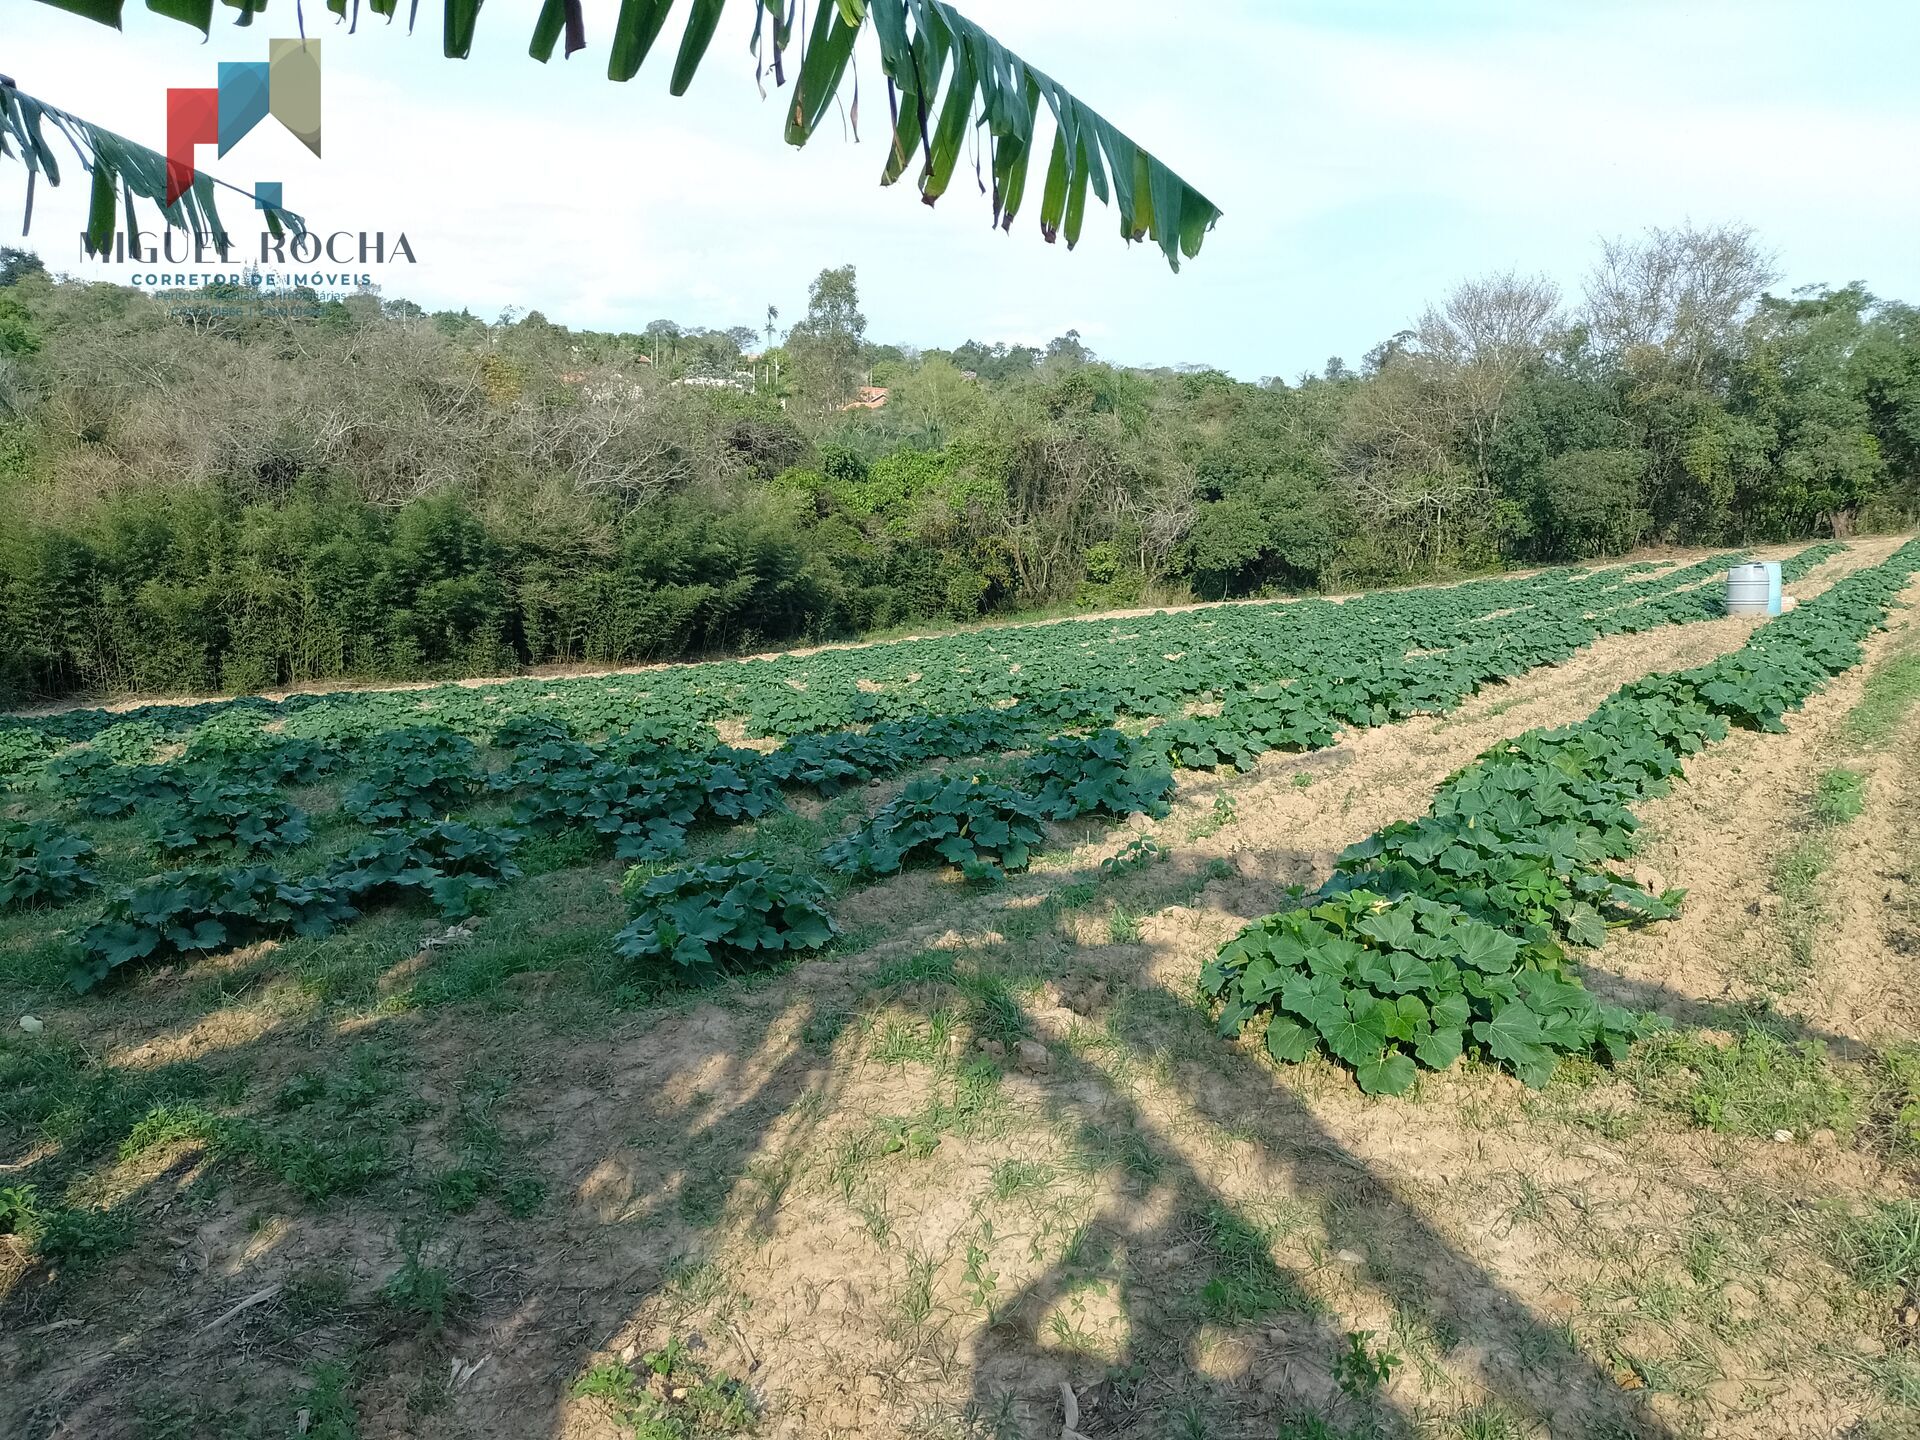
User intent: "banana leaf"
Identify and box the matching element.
[1,79,307,256]
[21,0,1218,269]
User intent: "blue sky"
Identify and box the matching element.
[7,0,1918,379]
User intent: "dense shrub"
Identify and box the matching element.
[2,255,1912,706]
[823,774,1051,881]
[613,855,837,983]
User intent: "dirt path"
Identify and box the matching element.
[8,541,1912,1440]
[1589,567,1920,1046]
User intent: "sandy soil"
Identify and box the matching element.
[1592,568,1920,1045]
[5,540,1915,1440]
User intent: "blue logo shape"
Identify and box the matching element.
[216,61,271,157]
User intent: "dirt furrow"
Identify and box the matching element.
[1586,571,1920,1046]
[836,538,1899,963]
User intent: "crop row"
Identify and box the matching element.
[0,546,1850,992]
[1,549,1754,769]
[1205,539,1920,1093]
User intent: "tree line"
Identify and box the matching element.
[0,222,1914,704]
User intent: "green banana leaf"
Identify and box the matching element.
[0,80,307,257]
[18,0,1218,269]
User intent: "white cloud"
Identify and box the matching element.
[4,0,1916,375]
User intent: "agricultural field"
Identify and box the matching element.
[4,536,1920,1440]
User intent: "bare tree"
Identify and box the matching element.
[501,369,695,500]
[1584,222,1779,386]
[1337,352,1489,571]
[1412,269,1561,481]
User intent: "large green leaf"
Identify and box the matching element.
[1279,971,1346,1032]
[1318,1005,1388,1068]
[784,0,863,142]
[1454,922,1520,973]
[604,0,675,80]
[1355,1050,1417,1096]
[34,0,124,20]
[1264,1017,1315,1065]
[1474,1002,1546,1068]
[1412,1026,1463,1071]
[22,0,1220,270]
[669,0,727,96]
[1355,906,1419,952]
[0,81,307,257]
[445,0,483,58]
[148,0,214,30]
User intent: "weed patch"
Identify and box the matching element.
[1630,1028,1856,1139]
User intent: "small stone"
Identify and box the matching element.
[977,1038,1006,1061]
[17,1015,42,1034]
[1772,1129,1794,1144]
[1334,1248,1364,1266]
[1016,1040,1053,1074]
[1125,811,1153,834]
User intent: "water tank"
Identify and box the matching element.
[1727,561,1782,616]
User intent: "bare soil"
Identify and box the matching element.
[4,540,1917,1440]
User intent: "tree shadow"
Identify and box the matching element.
[0,933,859,1440]
[1578,966,1875,1061]
[1,848,1780,1440]
[945,920,1680,1440]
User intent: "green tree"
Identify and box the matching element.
[1734,285,1885,536]
[1854,302,1920,508]
[1532,448,1650,557]
[787,266,867,409]
[0,247,46,286]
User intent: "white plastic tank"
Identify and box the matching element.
[1727,561,1782,616]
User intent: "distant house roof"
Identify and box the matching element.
[839,385,889,411]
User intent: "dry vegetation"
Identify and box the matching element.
[4,542,1920,1440]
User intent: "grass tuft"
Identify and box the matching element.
[1810,767,1867,825]
[1844,650,1920,747]
[1629,1028,1856,1139]
[1834,1200,1920,1294]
